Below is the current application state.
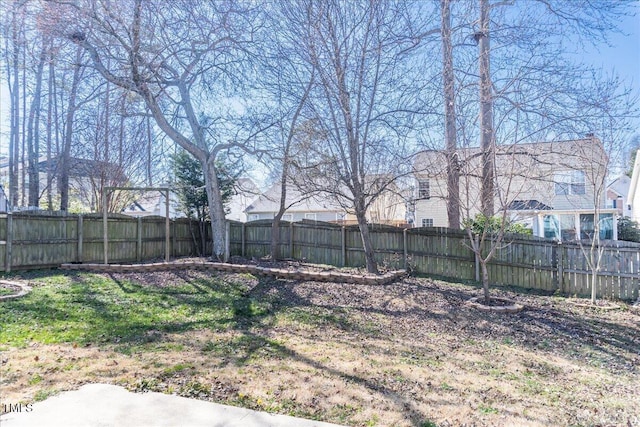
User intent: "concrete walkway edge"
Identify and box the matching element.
[0,383,346,427]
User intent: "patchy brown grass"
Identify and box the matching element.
[1,269,639,426]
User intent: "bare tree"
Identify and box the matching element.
[59,0,259,258]
[58,45,83,211]
[2,0,25,209]
[475,0,495,217]
[562,75,638,304]
[441,0,460,228]
[257,3,319,261]
[282,0,436,273]
[26,41,47,207]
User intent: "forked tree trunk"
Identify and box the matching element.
[46,47,54,210]
[355,203,378,274]
[204,156,228,261]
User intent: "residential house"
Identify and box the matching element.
[606,174,631,218]
[0,155,127,211]
[226,178,261,222]
[244,183,349,222]
[0,185,8,212]
[244,180,408,226]
[121,189,182,219]
[413,137,617,240]
[627,154,640,223]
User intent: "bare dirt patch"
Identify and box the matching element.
[1,269,639,426]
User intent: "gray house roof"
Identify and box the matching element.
[245,183,344,214]
[607,174,631,198]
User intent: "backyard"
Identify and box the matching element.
[0,265,639,426]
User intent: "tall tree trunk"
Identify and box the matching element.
[20,27,26,207]
[27,45,46,207]
[355,199,378,274]
[118,96,124,167]
[270,178,287,261]
[146,114,153,185]
[477,0,495,217]
[204,156,228,260]
[46,47,54,210]
[59,47,83,212]
[8,4,20,209]
[442,0,460,228]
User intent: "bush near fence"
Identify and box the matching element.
[0,214,638,300]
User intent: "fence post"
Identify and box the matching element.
[103,194,108,265]
[341,225,346,267]
[5,213,12,273]
[165,189,170,263]
[289,222,294,259]
[77,215,83,263]
[137,217,142,262]
[224,221,230,262]
[171,220,176,258]
[241,222,246,257]
[403,228,408,270]
[557,242,564,293]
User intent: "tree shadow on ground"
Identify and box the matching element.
[219,275,566,426]
[243,275,640,374]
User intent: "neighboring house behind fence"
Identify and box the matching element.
[0,156,127,211]
[226,178,261,222]
[244,183,349,223]
[244,181,408,226]
[121,189,182,219]
[413,136,617,240]
[606,174,631,218]
[627,154,640,224]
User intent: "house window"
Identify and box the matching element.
[248,214,259,221]
[305,213,317,221]
[543,214,577,240]
[418,180,430,199]
[421,218,434,227]
[580,213,613,240]
[555,171,586,195]
[282,214,293,222]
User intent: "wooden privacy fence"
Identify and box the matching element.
[0,214,638,300]
[0,212,202,271]
[230,220,640,300]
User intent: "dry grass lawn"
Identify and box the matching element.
[1,268,639,426]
